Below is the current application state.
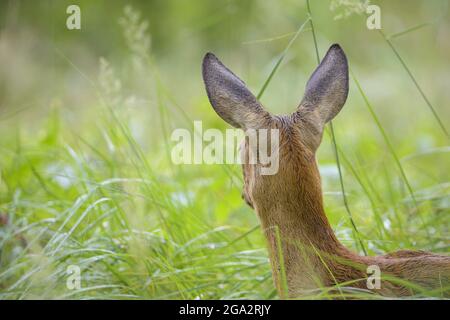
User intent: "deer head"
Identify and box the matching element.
[202,44,348,215]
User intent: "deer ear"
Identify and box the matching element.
[202,52,270,129]
[299,44,349,125]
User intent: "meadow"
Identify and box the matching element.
[0,0,449,299]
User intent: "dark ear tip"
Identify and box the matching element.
[203,52,217,66]
[328,44,347,59]
[202,52,219,78]
[330,43,343,50]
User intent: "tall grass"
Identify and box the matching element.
[307,0,367,256]
[0,2,448,300]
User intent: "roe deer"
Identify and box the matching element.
[202,44,450,298]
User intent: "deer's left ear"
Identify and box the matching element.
[298,44,349,126]
[202,52,271,129]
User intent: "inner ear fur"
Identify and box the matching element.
[202,52,271,129]
[298,44,349,126]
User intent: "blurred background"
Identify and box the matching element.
[0,0,449,299]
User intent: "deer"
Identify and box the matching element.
[202,44,450,298]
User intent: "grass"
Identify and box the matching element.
[0,2,449,299]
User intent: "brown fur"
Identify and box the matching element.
[241,116,450,297]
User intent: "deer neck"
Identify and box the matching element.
[253,159,360,296]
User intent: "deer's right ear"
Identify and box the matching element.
[202,53,270,129]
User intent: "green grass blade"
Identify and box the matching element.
[351,71,431,241]
[256,17,310,100]
[387,22,431,39]
[379,31,449,139]
[307,0,367,255]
